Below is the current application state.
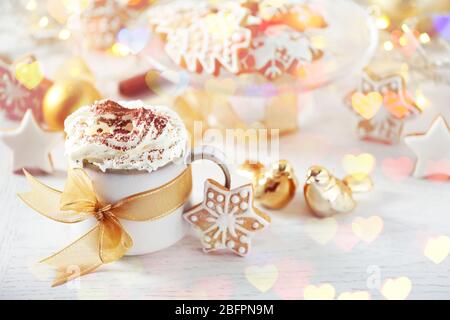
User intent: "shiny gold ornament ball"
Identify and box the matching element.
[43,79,101,131]
[253,160,297,210]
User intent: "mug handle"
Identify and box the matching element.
[186,146,231,189]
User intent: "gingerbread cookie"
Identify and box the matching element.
[184,179,271,256]
[148,0,212,37]
[241,24,321,80]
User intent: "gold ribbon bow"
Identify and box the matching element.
[18,167,192,286]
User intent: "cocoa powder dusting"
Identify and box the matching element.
[85,100,168,151]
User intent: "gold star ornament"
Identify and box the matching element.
[184,179,271,256]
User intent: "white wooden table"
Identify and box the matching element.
[0,1,449,300]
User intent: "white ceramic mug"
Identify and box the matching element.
[71,146,230,255]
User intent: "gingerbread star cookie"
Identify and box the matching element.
[184,179,271,256]
[0,110,62,174]
[405,115,450,179]
[164,2,252,75]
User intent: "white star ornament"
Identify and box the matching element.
[0,110,62,174]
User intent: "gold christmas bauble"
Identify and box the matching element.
[43,79,101,131]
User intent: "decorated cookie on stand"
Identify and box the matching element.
[405,115,450,179]
[240,24,323,80]
[151,0,327,79]
[80,0,129,51]
[238,159,297,210]
[0,55,52,124]
[347,69,422,144]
